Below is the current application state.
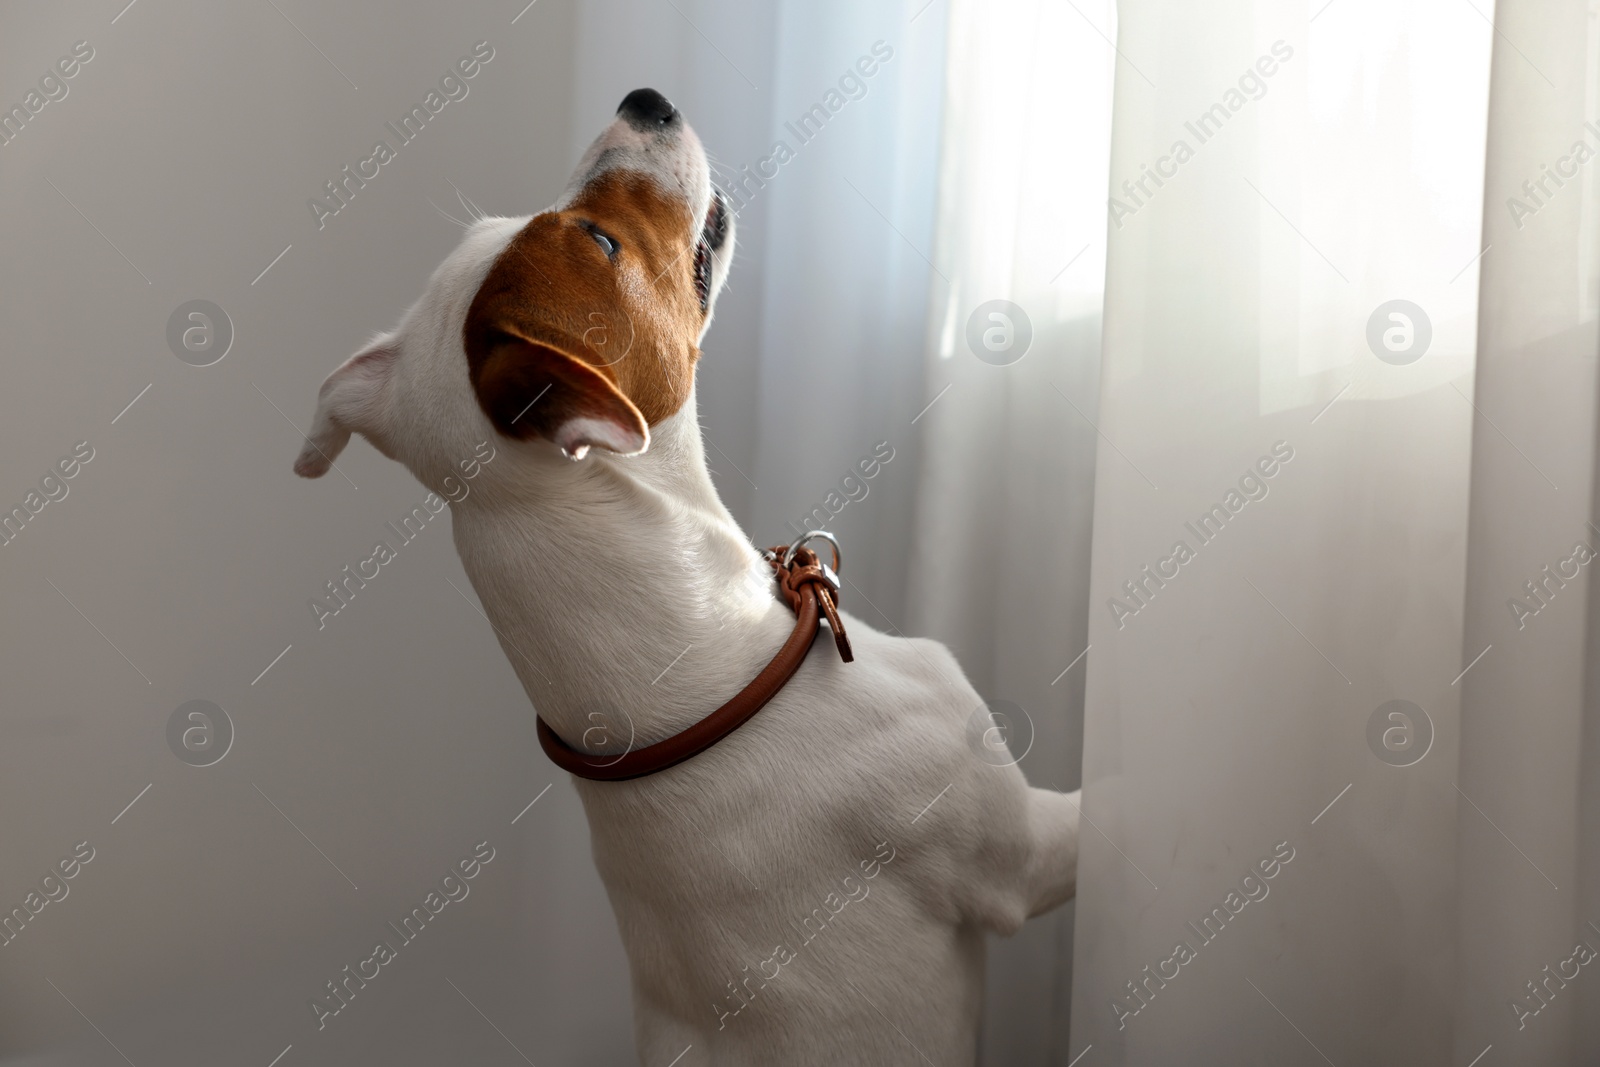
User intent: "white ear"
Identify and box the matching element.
[293,339,398,478]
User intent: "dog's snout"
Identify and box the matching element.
[617,88,678,129]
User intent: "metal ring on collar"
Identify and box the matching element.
[782,529,842,572]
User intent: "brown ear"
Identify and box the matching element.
[472,336,649,458]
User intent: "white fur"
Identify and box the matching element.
[298,106,1079,1066]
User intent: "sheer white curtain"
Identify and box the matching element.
[908,0,1113,1061]
[1460,0,1600,1058]
[1071,0,1600,1063]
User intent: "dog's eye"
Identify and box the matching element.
[589,229,618,258]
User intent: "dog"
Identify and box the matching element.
[295,88,1079,1065]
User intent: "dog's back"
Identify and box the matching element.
[577,621,1064,1064]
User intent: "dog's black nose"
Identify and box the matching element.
[617,88,678,128]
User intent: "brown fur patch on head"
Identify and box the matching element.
[464,172,706,444]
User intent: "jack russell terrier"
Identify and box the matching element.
[295,88,1079,1065]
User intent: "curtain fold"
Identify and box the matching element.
[907,0,1113,1060]
[1069,0,1524,1062]
[1456,0,1600,1060]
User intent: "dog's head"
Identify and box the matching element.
[294,88,734,483]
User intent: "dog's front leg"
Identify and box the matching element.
[1023,787,1081,917]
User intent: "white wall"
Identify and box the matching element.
[0,2,646,1063]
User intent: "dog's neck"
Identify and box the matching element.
[450,397,793,750]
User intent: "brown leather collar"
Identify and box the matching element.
[536,540,854,781]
